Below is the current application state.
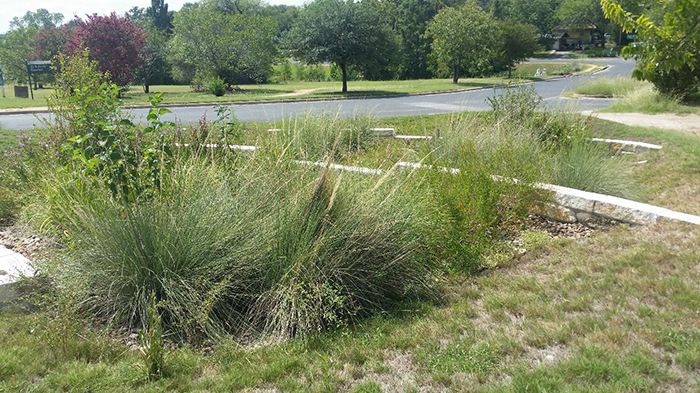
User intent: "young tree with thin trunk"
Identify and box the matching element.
[426,1,495,84]
[284,0,394,93]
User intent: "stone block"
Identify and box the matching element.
[531,202,577,223]
[593,201,658,225]
[553,192,595,212]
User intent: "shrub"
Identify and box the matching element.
[305,65,327,82]
[418,113,548,272]
[487,83,541,123]
[207,77,227,97]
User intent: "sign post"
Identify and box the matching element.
[25,61,52,100]
[0,63,5,98]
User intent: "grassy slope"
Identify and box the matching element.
[2,116,700,391]
[0,62,603,110]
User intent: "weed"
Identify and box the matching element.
[139,293,165,381]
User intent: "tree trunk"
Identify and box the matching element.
[452,62,459,84]
[341,63,348,93]
[508,66,512,79]
[144,84,150,94]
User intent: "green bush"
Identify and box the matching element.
[487,83,541,123]
[206,77,227,97]
[305,65,327,82]
[418,113,548,272]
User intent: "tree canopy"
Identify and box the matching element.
[426,1,495,83]
[169,3,278,84]
[65,13,146,88]
[284,0,395,92]
[602,0,700,99]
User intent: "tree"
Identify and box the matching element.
[34,26,73,61]
[389,0,453,80]
[602,0,700,100]
[137,28,171,93]
[285,0,395,92]
[509,0,561,42]
[0,27,37,83]
[169,3,278,85]
[10,9,64,30]
[129,1,175,93]
[147,0,174,32]
[261,4,300,38]
[495,20,541,78]
[426,1,496,83]
[65,13,146,88]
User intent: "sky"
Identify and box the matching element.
[0,0,308,34]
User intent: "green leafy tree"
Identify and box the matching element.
[386,0,449,80]
[602,0,700,99]
[169,3,278,84]
[509,0,561,42]
[284,0,395,92]
[426,1,496,83]
[495,20,541,78]
[0,9,63,82]
[0,27,37,83]
[9,9,64,30]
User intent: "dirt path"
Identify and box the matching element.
[583,111,700,134]
[273,88,320,97]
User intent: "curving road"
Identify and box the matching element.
[0,57,635,131]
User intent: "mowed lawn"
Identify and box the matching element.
[0,62,604,109]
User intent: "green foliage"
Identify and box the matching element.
[46,50,173,202]
[139,293,165,381]
[284,0,396,92]
[418,113,548,272]
[0,25,38,83]
[494,20,541,77]
[276,60,293,82]
[487,83,542,122]
[602,0,700,100]
[274,113,378,161]
[554,140,639,199]
[426,1,496,83]
[487,83,584,148]
[169,4,278,84]
[206,76,227,97]
[305,65,327,82]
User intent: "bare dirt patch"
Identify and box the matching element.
[585,112,700,134]
[273,89,321,97]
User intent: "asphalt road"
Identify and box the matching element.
[0,57,635,131]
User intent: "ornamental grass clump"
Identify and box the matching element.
[49,152,434,342]
[249,168,434,340]
[554,140,639,199]
[51,161,267,342]
[274,112,378,161]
